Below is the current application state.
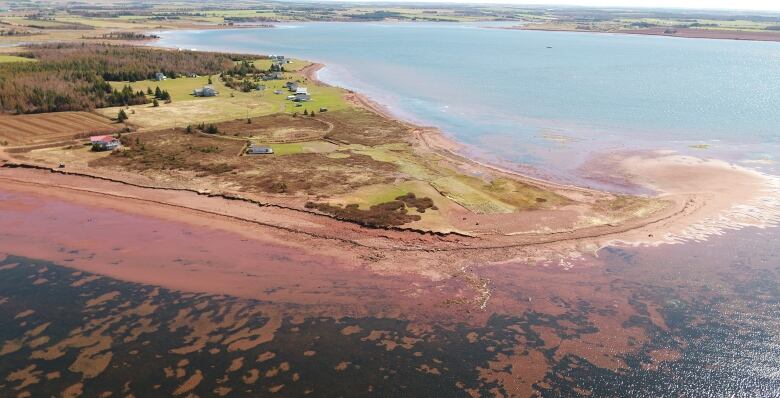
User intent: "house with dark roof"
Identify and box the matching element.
[193,85,217,97]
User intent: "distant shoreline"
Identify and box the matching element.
[502,25,780,43]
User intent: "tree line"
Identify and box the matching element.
[0,43,254,114]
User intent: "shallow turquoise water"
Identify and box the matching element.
[156,23,780,186]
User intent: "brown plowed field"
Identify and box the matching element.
[0,112,120,146]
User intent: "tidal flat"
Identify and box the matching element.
[1,191,778,396]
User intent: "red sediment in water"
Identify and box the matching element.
[0,186,468,321]
[4,174,764,394]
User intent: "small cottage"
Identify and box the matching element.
[154,72,167,81]
[90,135,121,151]
[285,81,298,91]
[246,145,274,155]
[292,87,310,102]
[193,85,217,97]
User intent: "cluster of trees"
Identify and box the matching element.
[345,11,403,21]
[222,74,266,92]
[223,60,262,78]
[109,84,148,107]
[186,123,219,134]
[221,60,280,92]
[149,86,171,101]
[0,43,249,114]
[0,29,38,37]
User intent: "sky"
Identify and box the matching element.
[330,0,780,12]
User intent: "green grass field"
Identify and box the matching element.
[0,55,35,63]
[249,140,338,156]
[110,76,214,102]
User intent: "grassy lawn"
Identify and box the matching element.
[251,58,308,72]
[0,55,35,63]
[256,78,352,115]
[110,76,214,102]
[250,140,338,156]
[335,181,423,208]
[96,95,277,131]
[267,143,303,155]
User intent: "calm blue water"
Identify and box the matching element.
[156,23,780,186]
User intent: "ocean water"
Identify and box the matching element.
[155,23,780,186]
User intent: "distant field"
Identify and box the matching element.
[55,16,147,29]
[0,112,119,146]
[0,55,35,63]
[96,96,277,131]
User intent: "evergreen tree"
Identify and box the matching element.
[154,86,162,98]
[152,99,159,107]
[117,109,128,122]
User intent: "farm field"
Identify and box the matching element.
[0,55,35,63]
[0,112,120,146]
